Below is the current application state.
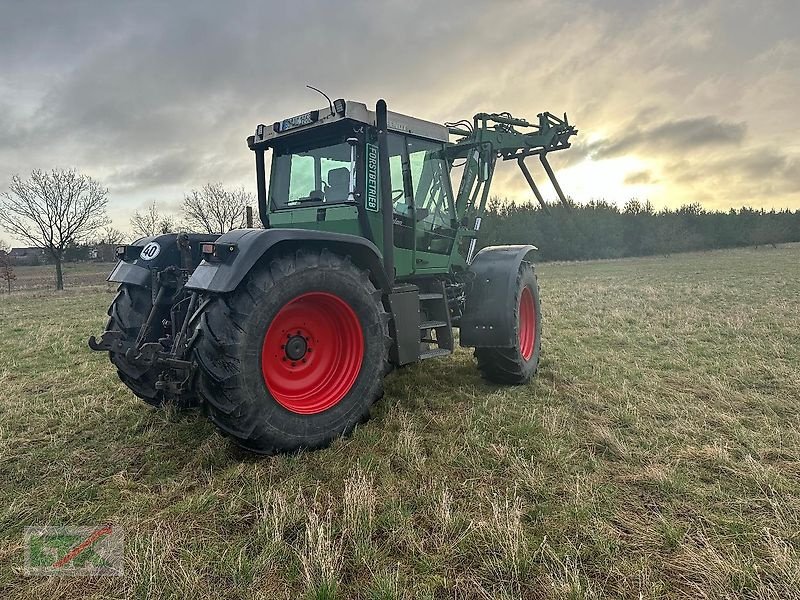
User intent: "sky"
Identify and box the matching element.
[1,0,799,243]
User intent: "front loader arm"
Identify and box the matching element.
[444,109,578,262]
[447,111,576,160]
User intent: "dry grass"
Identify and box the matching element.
[0,262,113,293]
[1,244,799,598]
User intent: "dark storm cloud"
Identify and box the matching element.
[591,116,747,159]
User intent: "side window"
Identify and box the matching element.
[387,134,415,251]
[288,155,315,203]
[387,134,405,207]
[271,141,356,208]
[407,138,455,254]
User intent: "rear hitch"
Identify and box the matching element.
[88,331,193,371]
[88,330,128,353]
[125,342,193,370]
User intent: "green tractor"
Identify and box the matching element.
[89,98,577,453]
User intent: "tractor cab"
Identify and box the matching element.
[247,100,461,278]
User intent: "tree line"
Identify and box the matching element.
[0,170,252,290]
[2,169,799,291]
[129,183,253,238]
[478,198,800,261]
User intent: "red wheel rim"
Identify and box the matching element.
[519,286,536,361]
[261,292,364,414]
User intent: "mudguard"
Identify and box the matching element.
[459,244,536,348]
[184,228,390,293]
[107,233,220,288]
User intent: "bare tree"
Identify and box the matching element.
[0,170,108,290]
[0,253,17,294]
[99,226,127,245]
[0,243,15,294]
[130,201,177,238]
[183,183,253,234]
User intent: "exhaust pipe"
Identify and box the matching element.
[375,99,395,286]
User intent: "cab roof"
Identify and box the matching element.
[248,100,450,149]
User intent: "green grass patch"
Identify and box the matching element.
[1,245,799,598]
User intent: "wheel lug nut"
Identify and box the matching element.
[291,361,296,367]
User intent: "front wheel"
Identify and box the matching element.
[474,262,542,384]
[191,249,390,454]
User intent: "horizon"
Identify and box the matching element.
[1,1,799,245]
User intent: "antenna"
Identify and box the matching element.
[306,85,334,116]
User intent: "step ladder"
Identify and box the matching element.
[417,282,453,360]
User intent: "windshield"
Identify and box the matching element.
[270,141,356,209]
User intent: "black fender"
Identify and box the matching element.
[184,228,391,293]
[459,244,536,347]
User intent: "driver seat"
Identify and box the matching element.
[326,167,350,202]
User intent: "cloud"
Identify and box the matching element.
[624,170,656,185]
[1,0,799,244]
[662,148,800,205]
[591,116,747,159]
[107,152,201,192]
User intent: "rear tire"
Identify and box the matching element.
[191,249,390,454]
[105,284,197,408]
[474,262,541,384]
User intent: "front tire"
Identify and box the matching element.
[474,262,542,384]
[192,249,390,454]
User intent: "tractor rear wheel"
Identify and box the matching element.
[192,249,390,454]
[105,284,196,408]
[474,262,541,384]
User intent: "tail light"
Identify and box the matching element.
[201,243,238,262]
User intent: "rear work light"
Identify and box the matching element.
[201,242,238,262]
[115,245,143,261]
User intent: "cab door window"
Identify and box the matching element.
[407,138,456,255]
[387,133,415,250]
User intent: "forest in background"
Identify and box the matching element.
[478,199,800,261]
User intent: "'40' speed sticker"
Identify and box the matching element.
[139,242,161,260]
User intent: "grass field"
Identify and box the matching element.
[1,245,799,599]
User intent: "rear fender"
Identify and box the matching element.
[184,228,391,293]
[459,244,536,347]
